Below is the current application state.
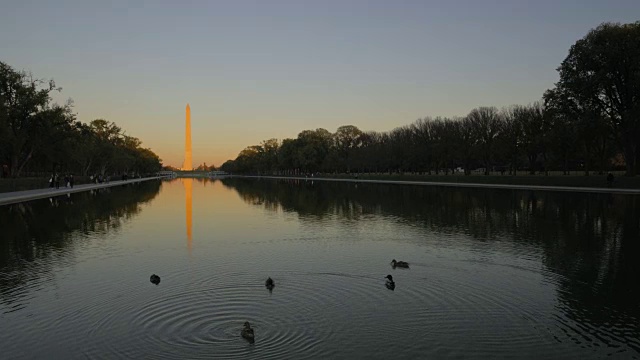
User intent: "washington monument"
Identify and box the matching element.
[183,103,193,170]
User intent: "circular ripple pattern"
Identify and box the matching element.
[21,260,634,360]
[74,265,455,359]
[81,269,343,359]
[3,246,638,360]
[3,181,640,360]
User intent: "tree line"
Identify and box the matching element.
[0,61,162,178]
[220,22,639,177]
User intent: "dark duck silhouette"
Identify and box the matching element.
[391,259,409,269]
[241,321,255,343]
[150,274,161,285]
[385,274,396,290]
[265,277,275,291]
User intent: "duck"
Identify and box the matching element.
[241,321,255,343]
[391,259,409,269]
[150,274,161,285]
[265,277,275,291]
[385,274,395,290]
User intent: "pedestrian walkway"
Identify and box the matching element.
[243,176,640,195]
[0,176,167,206]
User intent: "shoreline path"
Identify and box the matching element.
[0,176,168,206]
[240,175,640,195]
[2,175,638,207]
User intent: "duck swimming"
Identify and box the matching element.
[385,274,395,290]
[241,321,255,343]
[150,274,161,285]
[391,259,409,268]
[265,277,275,291]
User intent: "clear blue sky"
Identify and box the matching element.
[1,0,638,167]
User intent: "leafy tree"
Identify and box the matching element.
[553,21,640,175]
[261,138,280,174]
[296,129,332,173]
[88,119,121,175]
[333,125,364,172]
[543,89,578,175]
[221,23,637,179]
[0,62,162,178]
[0,61,70,176]
[278,138,299,174]
[220,159,236,174]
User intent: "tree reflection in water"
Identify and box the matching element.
[222,177,640,349]
[0,181,162,306]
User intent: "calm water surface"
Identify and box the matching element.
[0,178,639,359]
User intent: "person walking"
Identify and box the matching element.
[54,173,60,189]
[49,174,54,188]
[70,174,74,188]
[607,172,614,187]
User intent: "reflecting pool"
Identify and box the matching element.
[0,178,638,359]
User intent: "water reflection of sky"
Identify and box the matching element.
[1,178,639,358]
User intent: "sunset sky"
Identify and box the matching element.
[1,0,639,167]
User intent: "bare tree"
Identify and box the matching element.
[467,107,502,175]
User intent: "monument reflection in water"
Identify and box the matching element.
[1,177,639,359]
[184,177,193,252]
